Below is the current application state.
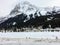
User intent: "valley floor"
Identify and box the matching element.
[0,38,60,45]
[0,32,60,45]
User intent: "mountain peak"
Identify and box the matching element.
[10,1,38,15]
[20,1,30,5]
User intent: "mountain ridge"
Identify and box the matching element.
[0,1,60,31]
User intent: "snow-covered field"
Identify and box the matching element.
[0,38,60,45]
[0,32,60,45]
[0,32,60,39]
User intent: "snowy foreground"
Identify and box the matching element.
[0,38,60,45]
[0,32,60,45]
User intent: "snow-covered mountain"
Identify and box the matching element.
[0,1,60,30]
[0,1,41,24]
[10,1,41,20]
[1,1,60,23]
[10,1,38,15]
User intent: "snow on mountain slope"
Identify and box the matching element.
[10,1,39,23]
[10,1,39,19]
[0,1,60,24]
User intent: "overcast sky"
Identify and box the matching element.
[0,0,60,17]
